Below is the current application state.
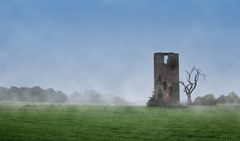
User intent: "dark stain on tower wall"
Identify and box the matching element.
[147,52,180,106]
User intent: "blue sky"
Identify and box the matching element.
[1,0,240,103]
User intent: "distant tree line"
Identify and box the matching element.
[67,90,130,105]
[0,86,130,105]
[0,86,67,103]
[194,92,240,105]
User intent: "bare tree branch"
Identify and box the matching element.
[179,66,206,104]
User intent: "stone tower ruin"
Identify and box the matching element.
[147,52,180,106]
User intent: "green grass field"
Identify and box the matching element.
[0,104,239,141]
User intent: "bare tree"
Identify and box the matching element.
[179,66,206,104]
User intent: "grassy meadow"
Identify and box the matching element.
[0,103,239,141]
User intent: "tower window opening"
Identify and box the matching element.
[164,55,168,64]
[159,75,162,81]
[163,81,167,90]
